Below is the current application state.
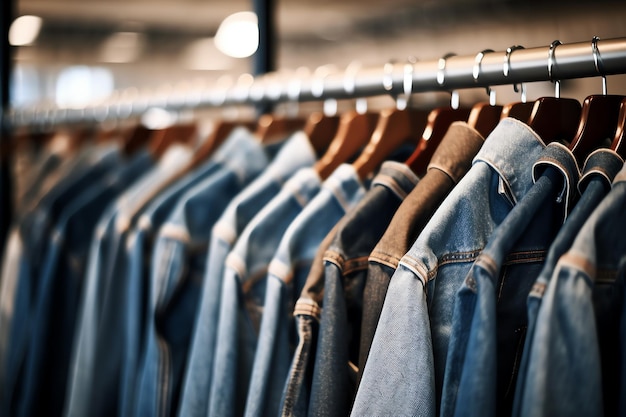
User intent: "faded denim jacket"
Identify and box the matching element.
[352,118,546,417]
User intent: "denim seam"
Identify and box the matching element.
[475,254,498,277]
[281,317,314,417]
[439,250,482,266]
[158,224,190,243]
[398,255,430,285]
[212,222,237,245]
[372,174,411,200]
[324,251,345,271]
[341,256,370,275]
[369,250,403,269]
[558,252,596,282]
[502,250,547,265]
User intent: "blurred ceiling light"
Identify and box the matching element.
[100,31,145,63]
[9,15,42,46]
[214,11,259,58]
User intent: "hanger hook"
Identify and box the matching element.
[313,64,338,116]
[473,49,495,105]
[396,56,417,110]
[591,35,607,95]
[548,40,562,98]
[344,61,367,113]
[437,52,459,109]
[503,45,527,103]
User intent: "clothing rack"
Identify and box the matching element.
[6,36,626,128]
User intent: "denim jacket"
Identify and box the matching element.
[64,144,193,417]
[512,148,624,417]
[441,142,580,417]
[518,161,626,417]
[179,131,317,417]
[359,122,484,381]
[205,167,322,417]
[352,118,546,417]
[131,131,270,417]
[243,163,367,417]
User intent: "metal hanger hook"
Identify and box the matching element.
[548,40,562,98]
[473,49,495,103]
[591,36,607,95]
[344,61,367,113]
[437,52,459,109]
[504,45,527,103]
[437,52,456,86]
[397,56,417,110]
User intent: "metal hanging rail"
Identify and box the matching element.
[6,36,626,127]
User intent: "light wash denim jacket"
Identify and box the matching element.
[352,118,546,417]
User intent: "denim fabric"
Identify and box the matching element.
[16,150,154,417]
[360,122,484,383]
[518,163,626,417]
[64,144,193,417]
[132,130,270,417]
[205,167,322,417]
[442,142,579,417]
[352,118,545,417]
[278,227,337,417]
[245,164,368,417]
[118,128,273,415]
[179,131,317,417]
[511,149,623,417]
[300,161,418,417]
[0,144,122,416]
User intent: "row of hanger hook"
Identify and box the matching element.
[8,36,614,126]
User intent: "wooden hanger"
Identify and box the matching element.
[610,97,626,159]
[500,102,534,122]
[467,102,503,138]
[568,94,624,164]
[187,118,257,169]
[148,122,197,158]
[352,107,429,180]
[255,113,307,144]
[528,41,582,145]
[315,110,378,180]
[527,97,581,145]
[405,106,471,176]
[122,124,154,156]
[304,112,340,157]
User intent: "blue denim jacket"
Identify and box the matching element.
[205,167,323,417]
[15,150,154,417]
[517,161,626,417]
[511,148,624,417]
[304,161,418,417]
[64,144,193,417]
[245,164,367,417]
[359,122,484,384]
[179,131,317,417]
[441,142,580,417]
[131,129,271,417]
[352,118,546,417]
[0,144,122,416]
